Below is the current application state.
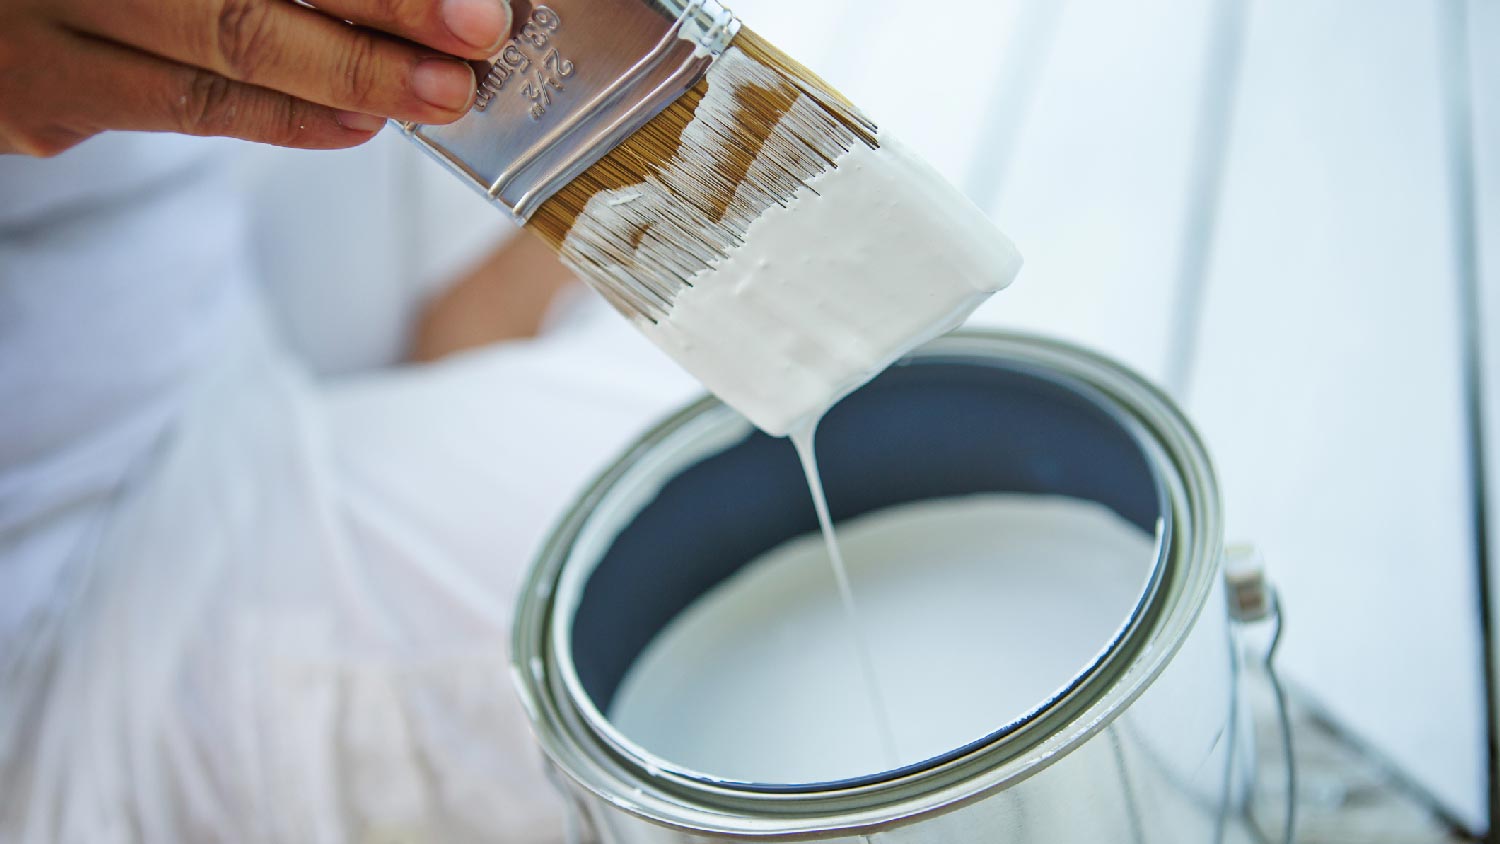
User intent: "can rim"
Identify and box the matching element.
[549,347,1176,794]
[511,329,1224,838]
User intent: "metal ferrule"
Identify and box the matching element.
[398,0,740,224]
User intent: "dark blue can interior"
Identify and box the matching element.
[572,357,1161,717]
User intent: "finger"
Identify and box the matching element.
[65,31,385,150]
[310,0,512,61]
[59,0,477,124]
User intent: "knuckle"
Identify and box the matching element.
[371,0,425,28]
[212,0,277,79]
[335,37,383,107]
[265,98,311,147]
[173,71,239,135]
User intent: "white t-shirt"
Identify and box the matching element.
[0,134,253,637]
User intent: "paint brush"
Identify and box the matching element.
[401,0,1021,433]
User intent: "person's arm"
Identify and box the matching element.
[409,231,580,362]
[0,0,511,155]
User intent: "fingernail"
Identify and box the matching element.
[412,59,475,112]
[335,111,385,133]
[442,0,510,52]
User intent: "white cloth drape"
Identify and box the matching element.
[1,132,696,842]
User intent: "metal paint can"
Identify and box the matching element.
[513,330,1259,842]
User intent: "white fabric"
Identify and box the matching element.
[231,132,520,377]
[0,133,698,842]
[0,136,251,639]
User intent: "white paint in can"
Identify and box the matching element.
[789,422,901,769]
[610,492,1157,784]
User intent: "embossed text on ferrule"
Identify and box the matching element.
[473,5,575,118]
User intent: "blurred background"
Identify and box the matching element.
[227,0,1497,837]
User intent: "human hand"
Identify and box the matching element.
[0,0,511,155]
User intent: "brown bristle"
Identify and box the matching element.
[731,27,870,123]
[526,27,877,322]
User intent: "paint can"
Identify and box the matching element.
[513,330,1272,842]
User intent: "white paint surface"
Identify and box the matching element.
[789,424,901,766]
[609,495,1156,784]
[632,133,1021,436]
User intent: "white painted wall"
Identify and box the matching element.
[1185,2,1486,827]
[1472,0,1500,829]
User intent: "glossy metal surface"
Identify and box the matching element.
[399,0,738,222]
[513,330,1251,841]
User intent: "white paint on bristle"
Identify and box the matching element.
[562,48,1022,436]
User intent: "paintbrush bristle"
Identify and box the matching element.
[527,28,878,322]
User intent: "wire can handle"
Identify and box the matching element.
[1226,544,1297,844]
